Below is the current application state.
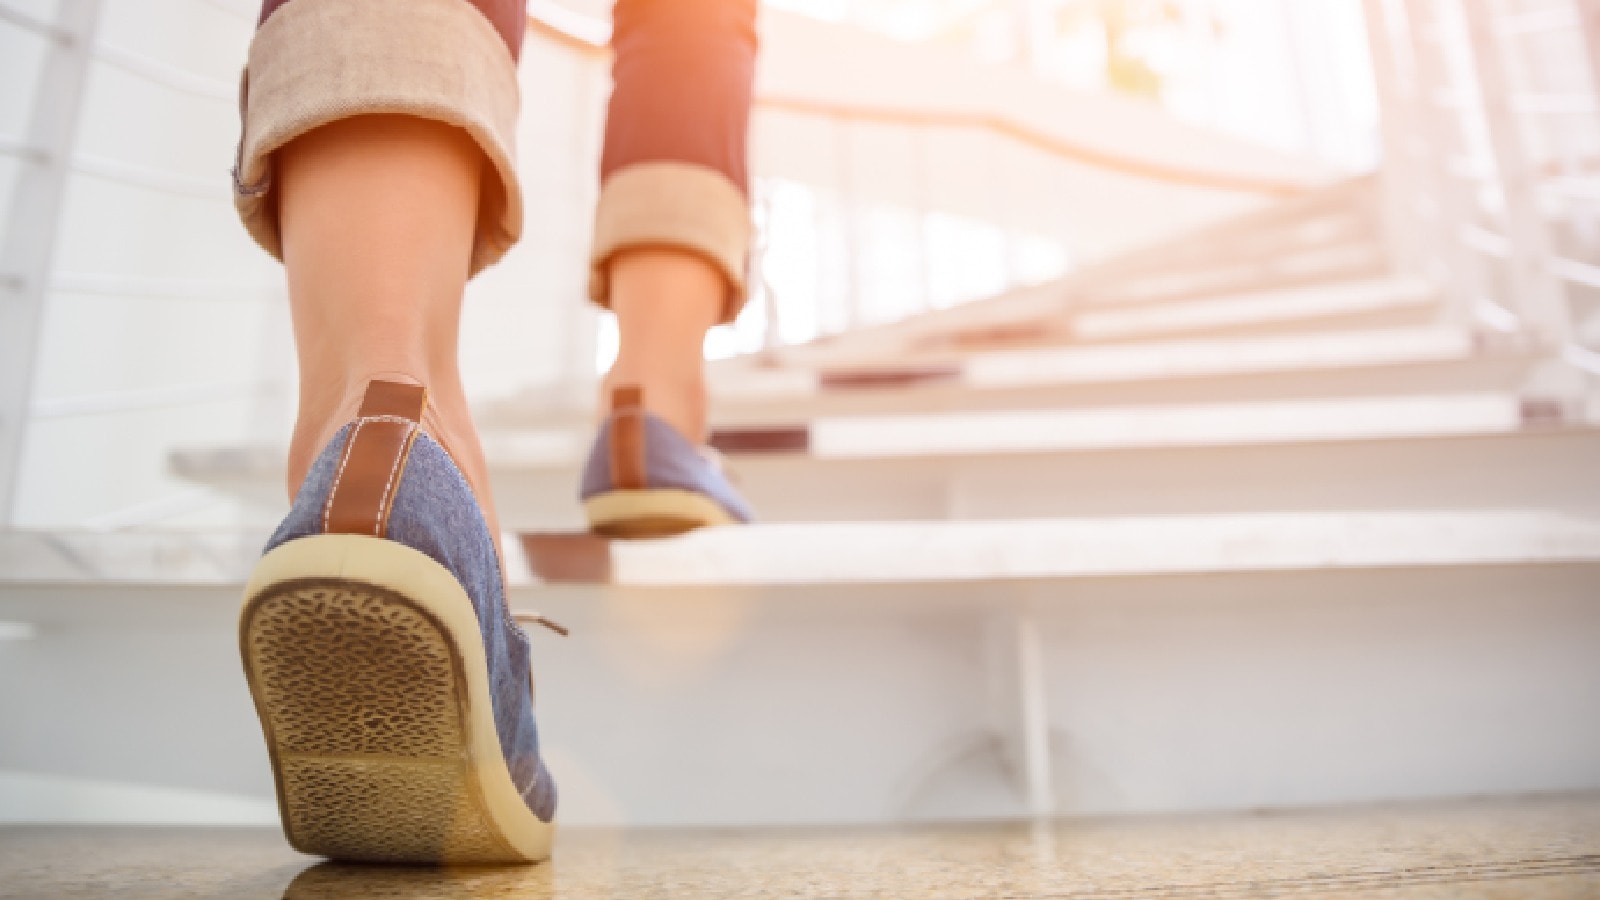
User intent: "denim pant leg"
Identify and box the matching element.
[236,0,760,320]
[234,0,528,277]
[589,0,760,324]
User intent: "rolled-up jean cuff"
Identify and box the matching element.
[588,162,752,324]
[233,0,523,277]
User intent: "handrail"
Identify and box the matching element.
[524,10,1312,199]
[757,96,1311,198]
[0,3,71,43]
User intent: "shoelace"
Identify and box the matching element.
[698,444,745,487]
[512,611,569,637]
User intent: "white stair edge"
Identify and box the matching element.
[8,509,1597,590]
[708,326,1479,402]
[1102,240,1383,304]
[963,326,1476,388]
[181,394,1530,474]
[1075,277,1437,341]
[568,511,1600,586]
[810,393,1519,458]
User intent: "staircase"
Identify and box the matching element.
[5,0,1600,831]
[7,169,1600,828]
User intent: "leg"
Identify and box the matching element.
[235,0,530,537]
[603,249,724,440]
[591,0,760,441]
[277,114,499,537]
[232,1,557,863]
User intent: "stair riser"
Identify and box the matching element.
[1073,297,1439,345]
[1085,243,1386,310]
[709,358,1531,425]
[4,565,1596,825]
[486,431,1600,528]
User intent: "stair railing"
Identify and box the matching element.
[1364,0,1600,422]
[523,6,1325,359]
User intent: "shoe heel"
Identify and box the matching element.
[241,534,553,864]
[584,488,737,537]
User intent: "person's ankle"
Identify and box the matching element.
[285,372,489,512]
[601,369,708,443]
[285,372,506,567]
[286,370,423,492]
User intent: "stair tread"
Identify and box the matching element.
[962,324,1477,385]
[1071,276,1437,342]
[177,397,1576,499]
[171,393,1538,481]
[803,392,1520,458]
[751,176,1381,367]
[706,325,1483,390]
[5,510,1598,590]
[479,392,1524,465]
[518,510,1600,586]
[493,328,1516,426]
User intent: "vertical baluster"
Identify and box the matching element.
[834,116,861,331]
[0,0,105,523]
[1361,0,1427,276]
[1576,0,1600,104]
[1395,0,1491,329]
[912,123,932,314]
[1458,0,1567,336]
[1458,0,1582,415]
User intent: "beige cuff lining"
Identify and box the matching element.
[233,0,523,277]
[589,162,753,325]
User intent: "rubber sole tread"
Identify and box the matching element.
[240,578,523,864]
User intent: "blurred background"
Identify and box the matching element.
[1,0,1598,828]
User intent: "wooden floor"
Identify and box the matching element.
[4,794,1598,898]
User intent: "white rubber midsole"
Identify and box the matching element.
[583,488,737,528]
[243,534,554,862]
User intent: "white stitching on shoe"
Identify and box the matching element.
[372,421,418,537]
[320,415,426,534]
[321,419,365,533]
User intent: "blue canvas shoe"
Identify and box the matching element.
[239,379,557,864]
[580,386,754,537]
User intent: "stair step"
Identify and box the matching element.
[170,422,1599,529]
[184,392,1534,481]
[517,511,1600,587]
[1075,240,1387,309]
[813,273,1435,360]
[716,326,1478,395]
[801,393,1516,457]
[690,329,1529,423]
[5,522,1596,828]
[756,177,1382,368]
[708,357,1530,424]
[962,326,1476,387]
[1071,276,1438,343]
[7,510,1597,591]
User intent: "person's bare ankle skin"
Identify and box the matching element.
[602,248,726,441]
[277,114,503,546]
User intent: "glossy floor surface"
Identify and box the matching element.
[4,794,1598,899]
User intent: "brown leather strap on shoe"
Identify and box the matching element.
[609,385,646,490]
[323,380,428,538]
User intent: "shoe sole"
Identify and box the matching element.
[240,534,554,864]
[584,488,738,538]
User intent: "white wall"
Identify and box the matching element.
[4,563,1597,825]
[7,0,287,531]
